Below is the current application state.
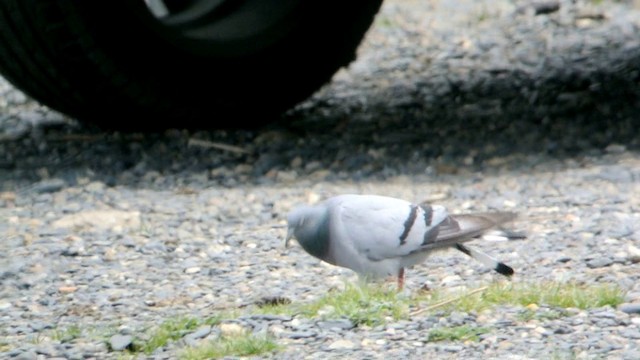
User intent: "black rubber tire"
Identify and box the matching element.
[0,0,382,129]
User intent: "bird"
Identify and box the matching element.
[285,194,521,290]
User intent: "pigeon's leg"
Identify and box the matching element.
[397,268,405,290]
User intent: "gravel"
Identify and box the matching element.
[2,0,640,359]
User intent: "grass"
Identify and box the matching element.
[254,280,624,328]
[423,281,625,314]
[299,283,410,325]
[259,282,419,326]
[15,280,623,357]
[140,315,224,354]
[180,333,279,360]
[428,325,490,342]
[51,325,82,343]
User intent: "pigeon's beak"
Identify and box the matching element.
[285,227,294,248]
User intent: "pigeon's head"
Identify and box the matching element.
[285,205,329,253]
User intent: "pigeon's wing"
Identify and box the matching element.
[327,195,450,261]
[327,195,517,262]
[419,212,518,251]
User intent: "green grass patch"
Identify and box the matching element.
[479,282,624,310]
[140,317,200,354]
[51,325,82,343]
[295,282,417,326]
[428,325,490,342]
[139,315,225,354]
[12,281,622,356]
[253,281,624,327]
[180,333,279,360]
[253,282,421,326]
[422,281,625,314]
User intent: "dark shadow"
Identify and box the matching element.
[2,39,640,191]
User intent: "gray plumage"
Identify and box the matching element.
[285,194,519,288]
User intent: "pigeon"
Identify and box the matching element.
[285,194,520,289]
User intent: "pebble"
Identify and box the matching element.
[109,334,133,351]
[189,325,212,339]
[286,331,317,339]
[439,345,463,352]
[627,245,640,263]
[32,179,65,194]
[317,319,355,331]
[586,258,614,269]
[219,323,246,337]
[327,339,356,350]
[184,267,201,274]
[618,303,640,314]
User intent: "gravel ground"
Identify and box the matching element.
[2,0,640,359]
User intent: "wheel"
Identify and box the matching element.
[0,0,382,129]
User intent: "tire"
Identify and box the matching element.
[0,0,382,129]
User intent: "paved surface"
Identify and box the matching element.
[2,0,640,358]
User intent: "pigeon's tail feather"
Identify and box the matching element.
[454,212,517,230]
[455,243,514,277]
[427,212,517,248]
[480,229,527,241]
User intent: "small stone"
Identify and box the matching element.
[440,275,462,286]
[184,267,201,274]
[290,156,303,168]
[276,170,297,182]
[317,305,335,317]
[35,345,56,356]
[554,326,573,335]
[103,247,117,261]
[33,178,65,194]
[0,191,16,202]
[534,326,548,335]
[317,319,355,330]
[58,286,77,294]
[30,321,53,331]
[14,350,38,360]
[440,345,463,352]
[586,258,613,269]
[618,303,640,314]
[621,328,640,339]
[328,339,356,350]
[605,144,626,154]
[188,325,212,339]
[627,245,640,263]
[219,323,245,337]
[249,314,291,322]
[0,301,11,310]
[286,331,317,339]
[110,334,133,351]
[526,304,539,311]
[268,325,285,336]
[85,181,106,192]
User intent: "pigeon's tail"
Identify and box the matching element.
[429,211,519,277]
[479,229,527,242]
[432,211,518,245]
[455,243,514,277]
